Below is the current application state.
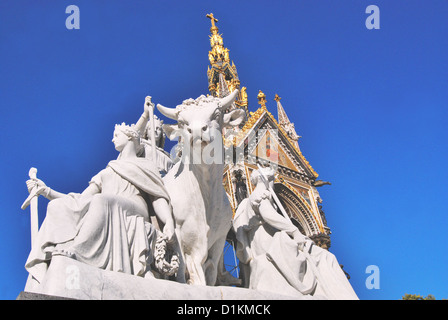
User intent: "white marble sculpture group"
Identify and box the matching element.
[22,90,358,299]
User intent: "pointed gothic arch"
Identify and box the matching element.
[273,183,320,237]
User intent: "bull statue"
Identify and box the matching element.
[157,89,245,285]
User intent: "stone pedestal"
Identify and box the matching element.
[21,256,316,300]
[16,291,75,300]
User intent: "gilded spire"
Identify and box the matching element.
[275,94,301,149]
[207,13,229,64]
[275,94,289,125]
[206,13,249,119]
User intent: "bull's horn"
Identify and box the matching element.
[220,89,239,111]
[157,103,178,120]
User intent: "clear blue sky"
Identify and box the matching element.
[1,1,447,300]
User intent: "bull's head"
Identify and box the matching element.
[157,89,244,149]
[157,90,245,164]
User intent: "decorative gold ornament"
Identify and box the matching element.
[257,90,267,109]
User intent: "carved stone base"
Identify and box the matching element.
[16,291,75,300]
[23,256,318,300]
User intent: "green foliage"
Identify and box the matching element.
[402,294,436,300]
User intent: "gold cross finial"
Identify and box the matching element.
[274,94,281,102]
[206,13,218,29]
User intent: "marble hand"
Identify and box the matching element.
[144,96,154,114]
[26,178,48,196]
[163,223,175,243]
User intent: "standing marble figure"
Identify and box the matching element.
[137,114,173,177]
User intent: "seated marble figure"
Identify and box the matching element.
[233,165,358,300]
[24,101,176,291]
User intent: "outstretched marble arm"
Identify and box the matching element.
[135,96,153,136]
[25,178,65,201]
[26,176,100,201]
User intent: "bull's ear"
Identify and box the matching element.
[162,123,181,141]
[223,109,246,128]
